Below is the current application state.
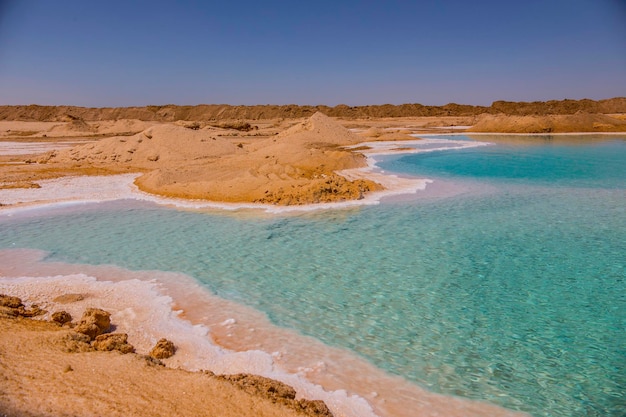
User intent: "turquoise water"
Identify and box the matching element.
[1,135,624,416]
[379,134,626,189]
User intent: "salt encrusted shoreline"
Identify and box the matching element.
[0,248,531,417]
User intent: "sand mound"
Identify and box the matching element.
[276,112,364,145]
[44,124,241,169]
[92,119,158,135]
[47,115,96,134]
[25,113,381,205]
[134,113,380,204]
[357,127,415,141]
[358,127,384,138]
[468,112,626,133]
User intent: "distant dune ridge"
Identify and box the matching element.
[1,97,625,122]
[468,112,626,133]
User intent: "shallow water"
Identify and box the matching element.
[0,135,624,417]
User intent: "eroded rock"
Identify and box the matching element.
[74,308,110,340]
[0,294,23,308]
[51,311,72,325]
[149,338,176,359]
[0,295,45,318]
[60,331,93,353]
[93,333,135,354]
[219,373,334,417]
[0,306,19,318]
[19,304,46,318]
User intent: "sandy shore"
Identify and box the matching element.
[0,311,332,417]
[0,248,531,417]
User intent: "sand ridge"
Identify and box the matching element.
[1,97,625,121]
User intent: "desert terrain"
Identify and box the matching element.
[1,98,625,206]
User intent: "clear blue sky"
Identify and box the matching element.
[0,0,625,106]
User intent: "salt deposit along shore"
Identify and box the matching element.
[3,108,624,417]
[0,248,530,417]
[0,115,537,417]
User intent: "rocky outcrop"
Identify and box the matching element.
[149,338,176,359]
[468,112,626,133]
[92,333,135,354]
[254,174,378,205]
[0,294,23,308]
[0,294,337,417]
[220,374,334,417]
[60,331,93,353]
[74,308,111,339]
[0,294,46,318]
[51,311,72,325]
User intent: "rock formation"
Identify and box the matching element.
[0,294,46,318]
[149,338,176,359]
[74,308,111,340]
[51,310,72,325]
[92,333,135,354]
[220,374,334,417]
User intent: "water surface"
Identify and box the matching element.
[1,134,624,417]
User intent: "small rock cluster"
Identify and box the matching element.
[0,294,46,318]
[1,293,175,359]
[59,307,136,354]
[149,338,176,359]
[219,374,333,417]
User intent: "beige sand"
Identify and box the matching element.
[2,110,625,206]
[20,113,382,205]
[0,314,330,417]
[467,112,626,133]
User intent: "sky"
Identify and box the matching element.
[0,0,625,107]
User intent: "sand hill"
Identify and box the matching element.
[276,112,364,145]
[41,113,380,205]
[468,112,626,133]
